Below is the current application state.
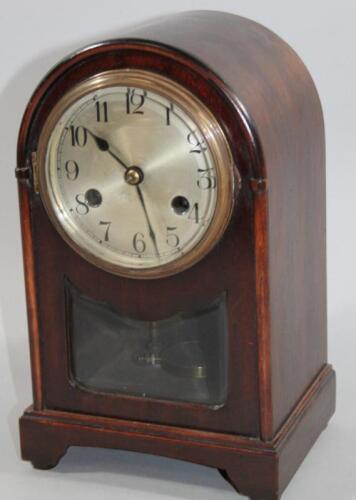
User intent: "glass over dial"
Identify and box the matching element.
[38,71,235,278]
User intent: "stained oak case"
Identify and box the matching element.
[17,11,336,500]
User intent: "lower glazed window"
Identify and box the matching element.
[66,282,228,406]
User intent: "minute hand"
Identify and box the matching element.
[135,186,160,259]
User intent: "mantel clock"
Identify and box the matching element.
[16,11,335,499]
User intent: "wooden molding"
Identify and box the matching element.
[20,365,335,498]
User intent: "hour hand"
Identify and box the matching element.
[86,129,109,151]
[86,128,128,170]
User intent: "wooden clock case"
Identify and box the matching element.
[16,11,335,500]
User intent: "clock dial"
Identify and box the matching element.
[38,71,235,277]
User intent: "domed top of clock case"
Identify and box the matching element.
[18,10,324,184]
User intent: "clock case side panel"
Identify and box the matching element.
[16,41,262,436]
[263,43,329,436]
[120,10,333,439]
[17,182,43,410]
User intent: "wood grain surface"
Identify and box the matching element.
[17,11,335,499]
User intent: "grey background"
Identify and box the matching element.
[1,1,355,498]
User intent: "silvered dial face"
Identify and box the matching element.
[41,73,234,277]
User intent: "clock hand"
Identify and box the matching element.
[86,128,160,260]
[135,185,160,259]
[86,129,129,171]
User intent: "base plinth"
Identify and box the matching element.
[19,365,335,499]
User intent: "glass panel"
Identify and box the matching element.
[67,282,228,406]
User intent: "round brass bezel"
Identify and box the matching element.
[37,69,238,279]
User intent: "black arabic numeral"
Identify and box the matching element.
[188,203,200,224]
[187,131,207,153]
[197,167,217,189]
[96,101,109,122]
[126,88,146,114]
[133,232,146,253]
[64,160,79,181]
[166,227,180,248]
[99,221,111,241]
[75,194,89,215]
[166,103,173,126]
[69,125,87,147]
